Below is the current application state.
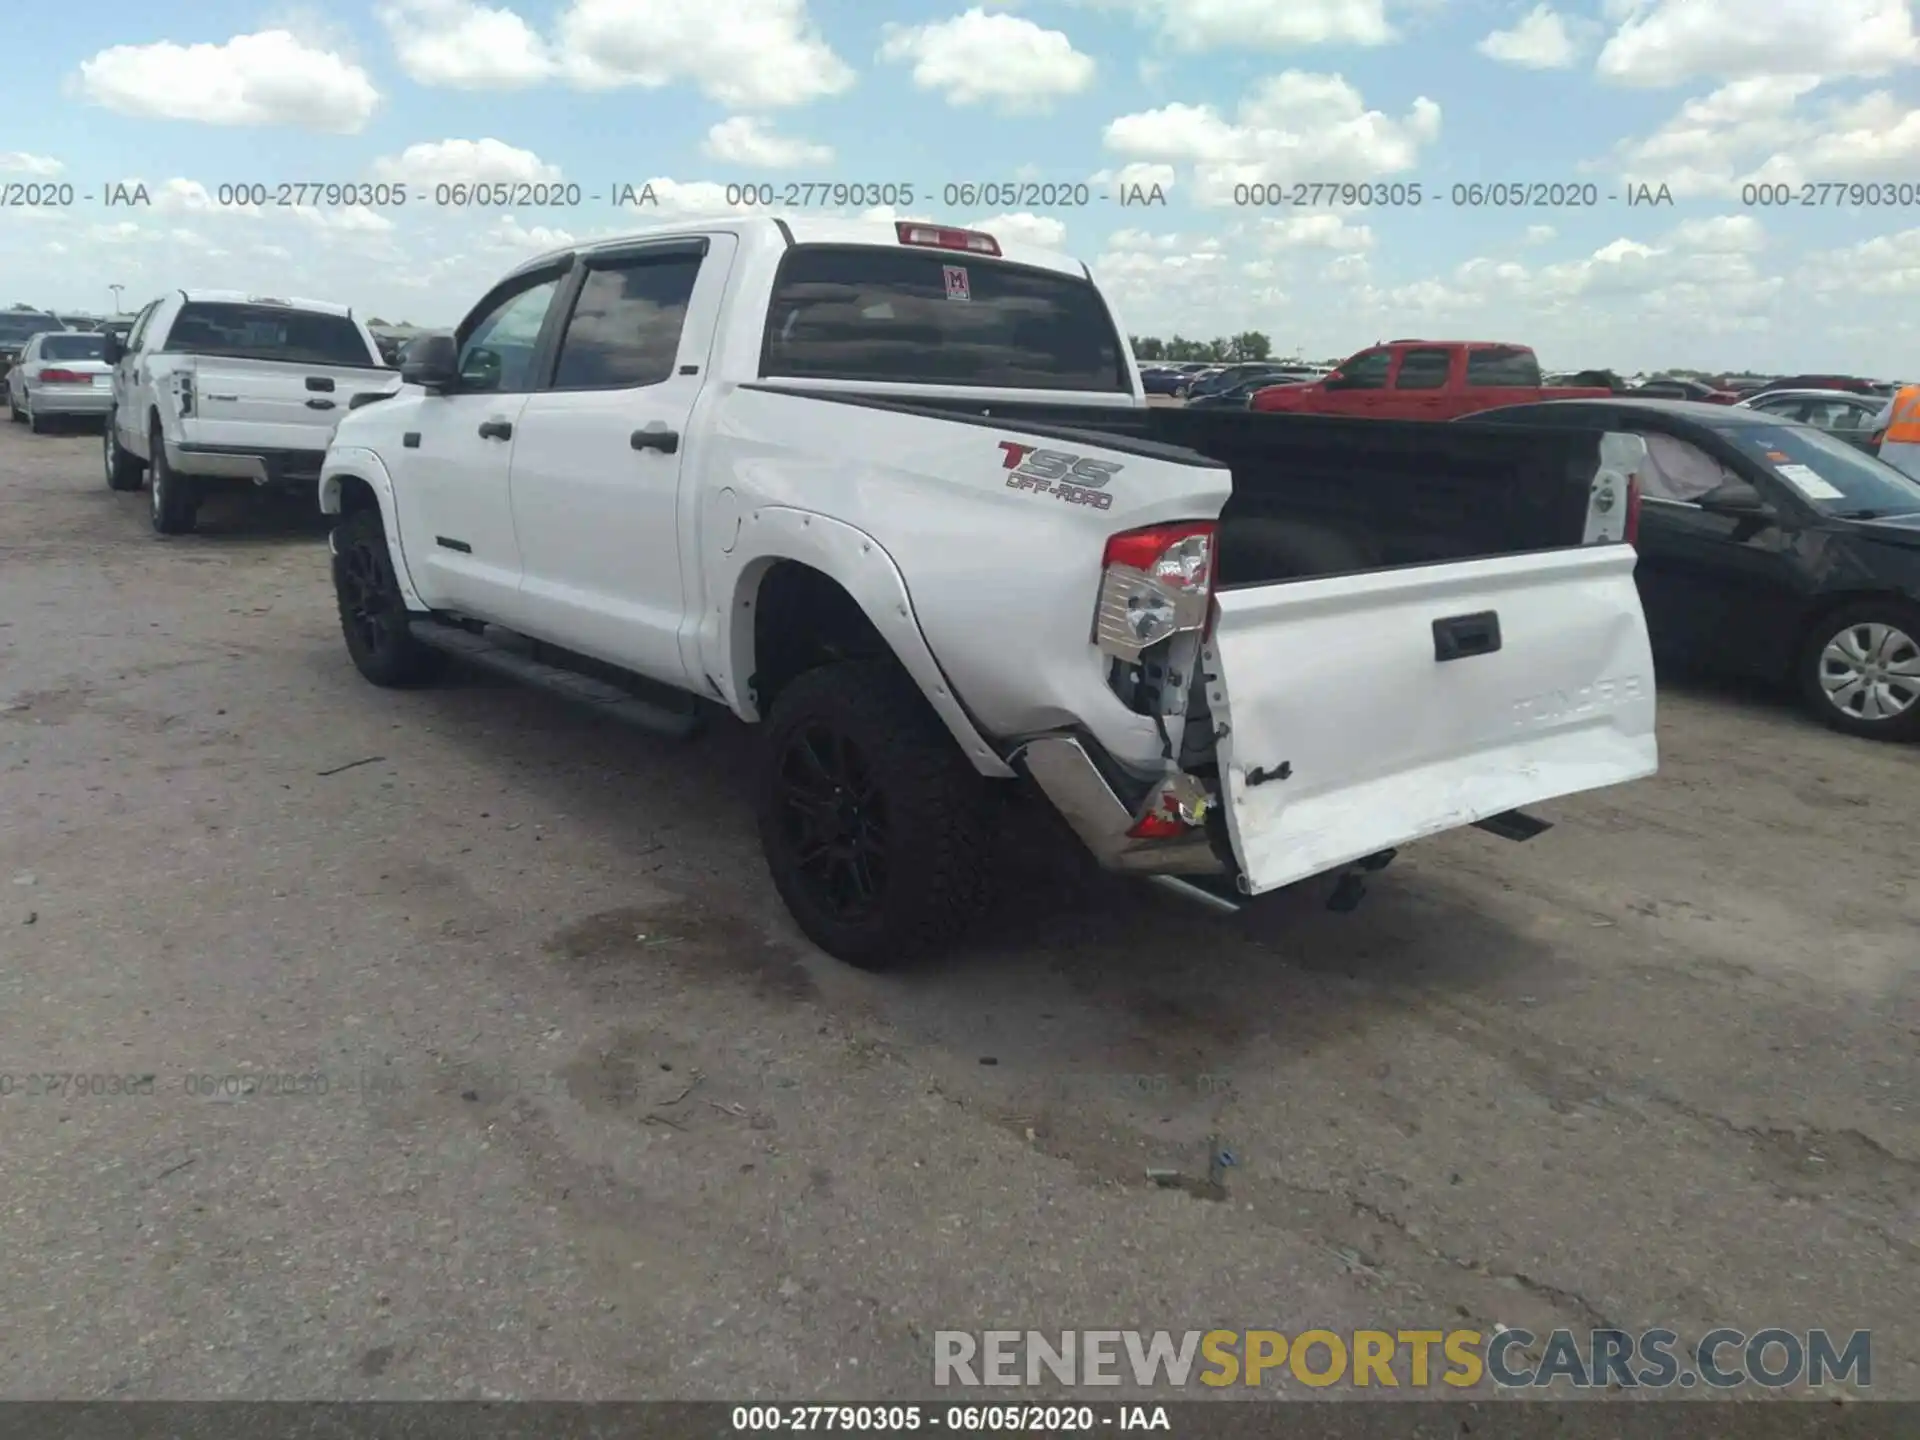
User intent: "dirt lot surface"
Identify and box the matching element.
[2,419,1915,1400]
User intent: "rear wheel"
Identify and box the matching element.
[148,423,198,534]
[757,661,996,968]
[1799,600,1920,742]
[26,397,45,433]
[104,413,144,490]
[331,508,446,687]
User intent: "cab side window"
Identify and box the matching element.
[1392,347,1451,389]
[1328,349,1390,389]
[550,255,703,390]
[456,276,562,393]
[125,302,159,353]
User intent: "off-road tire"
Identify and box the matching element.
[104,413,144,490]
[331,508,447,687]
[1798,598,1920,743]
[757,660,996,968]
[148,424,198,534]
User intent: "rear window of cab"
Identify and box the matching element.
[761,245,1130,392]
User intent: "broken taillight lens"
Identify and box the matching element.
[1093,521,1216,662]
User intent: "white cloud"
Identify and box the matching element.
[72,31,381,132]
[1105,72,1440,204]
[1596,0,1919,86]
[614,177,757,217]
[879,10,1094,111]
[1610,79,1920,197]
[370,139,563,186]
[1802,228,1920,296]
[1256,213,1374,250]
[1090,162,1178,194]
[1106,0,1394,52]
[291,206,398,234]
[0,153,62,177]
[971,212,1068,249]
[379,0,555,87]
[1479,5,1576,68]
[1523,223,1556,244]
[556,0,854,107]
[703,117,833,167]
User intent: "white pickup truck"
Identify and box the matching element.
[101,289,401,534]
[319,216,1658,966]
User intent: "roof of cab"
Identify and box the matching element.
[511,214,1088,280]
[178,289,356,316]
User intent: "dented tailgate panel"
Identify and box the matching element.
[1207,544,1658,895]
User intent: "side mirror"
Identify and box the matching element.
[1697,479,1771,516]
[399,332,459,391]
[101,333,125,365]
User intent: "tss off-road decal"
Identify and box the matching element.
[997,442,1120,510]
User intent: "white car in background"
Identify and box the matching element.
[6,330,112,433]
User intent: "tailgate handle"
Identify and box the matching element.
[306,376,335,392]
[1433,611,1501,662]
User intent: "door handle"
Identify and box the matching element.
[306,376,335,393]
[1432,611,1502,661]
[477,420,513,441]
[306,398,335,410]
[630,425,679,454]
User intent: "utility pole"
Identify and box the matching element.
[108,284,124,315]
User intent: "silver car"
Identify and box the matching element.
[5,330,113,432]
[1733,387,1886,449]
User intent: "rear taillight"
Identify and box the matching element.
[38,368,89,384]
[1624,473,1641,547]
[1092,521,1215,662]
[895,221,1000,256]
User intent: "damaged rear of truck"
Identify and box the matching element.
[747,390,1657,926]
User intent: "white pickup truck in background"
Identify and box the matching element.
[102,290,401,534]
[319,216,1658,967]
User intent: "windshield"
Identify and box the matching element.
[1710,420,1920,517]
[163,302,379,368]
[40,334,106,361]
[0,314,59,345]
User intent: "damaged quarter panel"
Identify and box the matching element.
[703,384,1233,773]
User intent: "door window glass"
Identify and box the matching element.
[1392,347,1451,389]
[1329,349,1390,388]
[457,278,561,392]
[552,256,703,389]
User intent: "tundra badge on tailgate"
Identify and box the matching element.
[996,442,1119,510]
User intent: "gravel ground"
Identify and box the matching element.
[1,418,1915,1400]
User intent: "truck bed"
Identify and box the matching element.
[774,391,1613,582]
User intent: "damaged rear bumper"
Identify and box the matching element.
[1016,735,1228,877]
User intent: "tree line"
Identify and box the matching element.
[1129,332,1285,363]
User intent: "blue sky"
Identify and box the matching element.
[4,0,1919,373]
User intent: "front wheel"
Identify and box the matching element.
[331,508,447,687]
[756,661,997,968]
[1799,600,1920,742]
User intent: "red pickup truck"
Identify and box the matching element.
[1249,340,1612,419]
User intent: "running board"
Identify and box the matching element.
[407,620,704,740]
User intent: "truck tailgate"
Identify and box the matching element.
[180,359,399,449]
[1207,543,1656,895]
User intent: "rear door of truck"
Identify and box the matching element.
[1153,410,1656,895]
[157,300,399,449]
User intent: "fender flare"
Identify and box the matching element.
[720,508,1014,779]
[319,447,429,613]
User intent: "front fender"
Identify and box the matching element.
[320,447,427,614]
[714,508,1014,779]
